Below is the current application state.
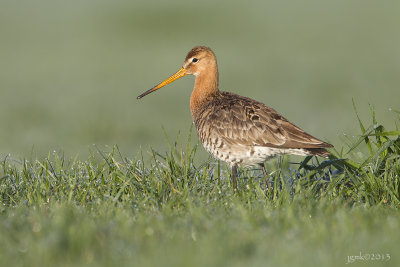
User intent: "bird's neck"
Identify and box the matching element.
[190,66,219,117]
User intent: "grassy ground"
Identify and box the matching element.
[1,1,400,266]
[1,111,399,266]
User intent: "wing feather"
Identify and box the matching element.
[197,92,332,149]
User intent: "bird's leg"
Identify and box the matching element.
[232,165,238,193]
[260,163,271,192]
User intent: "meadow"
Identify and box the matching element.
[1,110,399,266]
[1,0,400,266]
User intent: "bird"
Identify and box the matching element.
[137,46,333,192]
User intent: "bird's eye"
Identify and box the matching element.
[192,58,198,63]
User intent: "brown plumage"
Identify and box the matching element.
[137,46,333,192]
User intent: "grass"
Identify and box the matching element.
[1,1,399,266]
[1,110,399,267]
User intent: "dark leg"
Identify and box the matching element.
[232,165,238,193]
[260,163,271,191]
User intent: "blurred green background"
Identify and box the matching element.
[1,0,399,160]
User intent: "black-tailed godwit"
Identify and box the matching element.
[137,46,333,192]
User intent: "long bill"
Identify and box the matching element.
[137,67,187,99]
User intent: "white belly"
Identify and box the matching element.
[204,143,309,167]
